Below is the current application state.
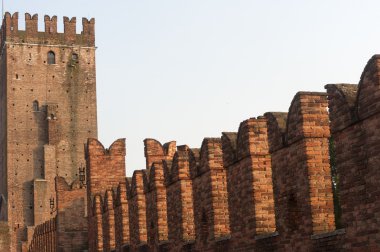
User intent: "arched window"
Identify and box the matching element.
[32,100,39,112]
[47,51,55,65]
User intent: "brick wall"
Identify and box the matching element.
[84,89,343,252]
[28,176,88,252]
[128,170,148,250]
[221,118,276,250]
[55,176,88,252]
[325,55,380,250]
[263,92,335,251]
[144,139,176,170]
[191,138,230,251]
[165,146,196,251]
[84,55,380,251]
[145,162,169,250]
[114,182,130,252]
[86,138,126,252]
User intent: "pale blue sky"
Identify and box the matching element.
[5,1,380,176]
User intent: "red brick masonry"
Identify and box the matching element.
[84,55,380,251]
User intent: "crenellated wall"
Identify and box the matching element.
[190,138,230,251]
[144,139,176,170]
[85,54,380,252]
[164,145,196,251]
[221,117,276,251]
[145,162,169,251]
[1,12,95,47]
[85,138,126,252]
[325,54,380,250]
[263,92,335,251]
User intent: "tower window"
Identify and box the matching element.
[72,53,78,61]
[47,51,55,65]
[33,100,39,112]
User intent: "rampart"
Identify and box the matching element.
[85,55,380,251]
[1,12,95,47]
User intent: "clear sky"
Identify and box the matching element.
[5,1,380,176]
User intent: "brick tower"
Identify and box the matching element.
[0,12,97,251]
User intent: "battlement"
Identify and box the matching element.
[144,139,176,170]
[1,12,95,47]
[165,146,192,184]
[83,54,380,251]
[86,138,126,210]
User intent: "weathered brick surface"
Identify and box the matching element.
[221,118,276,250]
[114,182,130,251]
[0,12,97,252]
[92,195,103,252]
[263,92,335,251]
[86,138,126,198]
[191,138,230,251]
[128,170,148,249]
[86,89,342,252]
[86,87,364,251]
[2,12,94,46]
[145,162,169,250]
[325,55,380,251]
[55,177,88,252]
[103,190,116,252]
[29,176,88,252]
[165,147,196,251]
[86,138,126,252]
[144,139,176,170]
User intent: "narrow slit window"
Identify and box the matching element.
[329,137,343,228]
[47,51,55,65]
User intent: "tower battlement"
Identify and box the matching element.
[1,12,95,47]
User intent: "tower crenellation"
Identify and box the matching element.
[44,15,57,34]
[2,12,95,47]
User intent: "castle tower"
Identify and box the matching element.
[0,12,97,251]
